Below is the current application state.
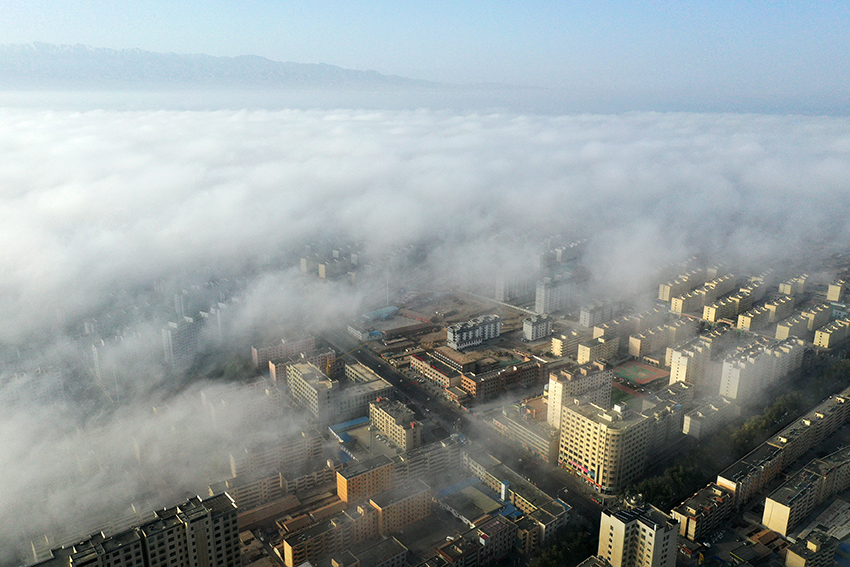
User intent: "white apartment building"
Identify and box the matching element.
[446,315,501,351]
[523,314,553,341]
[720,338,805,403]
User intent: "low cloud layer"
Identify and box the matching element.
[1,104,850,564]
[2,108,849,338]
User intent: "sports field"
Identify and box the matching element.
[614,360,670,386]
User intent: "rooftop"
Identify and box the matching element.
[369,479,430,508]
[338,455,393,479]
[352,537,407,565]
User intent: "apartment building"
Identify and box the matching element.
[785,531,838,567]
[702,292,752,323]
[547,361,613,429]
[682,397,739,440]
[251,336,316,370]
[370,398,422,452]
[535,275,577,314]
[762,446,850,536]
[766,296,796,323]
[814,317,850,348]
[671,484,734,542]
[446,315,501,351]
[368,480,431,535]
[593,308,667,343]
[551,328,590,358]
[162,317,204,368]
[286,362,340,423]
[658,269,707,302]
[523,314,553,341]
[598,506,677,567]
[668,337,713,389]
[719,338,805,403]
[580,303,615,327]
[491,404,560,464]
[577,335,619,364]
[628,319,696,358]
[779,274,808,296]
[337,456,395,503]
[232,429,322,477]
[827,280,846,303]
[670,275,736,315]
[737,306,771,331]
[35,494,240,567]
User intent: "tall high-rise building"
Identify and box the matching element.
[598,506,677,567]
[558,403,651,494]
[535,276,577,314]
[34,494,239,567]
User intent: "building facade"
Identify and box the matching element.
[598,506,677,567]
[446,315,501,351]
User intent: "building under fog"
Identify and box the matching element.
[32,494,239,567]
[161,317,203,368]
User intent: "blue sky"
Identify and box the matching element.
[1,1,849,111]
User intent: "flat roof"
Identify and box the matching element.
[352,537,407,565]
[338,455,393,479]
[370,480,430,508]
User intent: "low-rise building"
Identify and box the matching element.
[409,352,462,388]
[278,504,378,567]
[269,347,337,383]
[460,360,541,399]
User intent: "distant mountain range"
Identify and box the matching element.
[0,43,440,89]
